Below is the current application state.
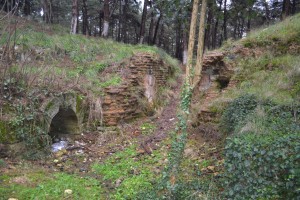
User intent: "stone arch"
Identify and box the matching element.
[40,93,85,140]
[49,107,79,139]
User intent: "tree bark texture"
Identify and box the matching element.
[101,0,110,37]
[282,0,291,20]
[223,0,227,40]
[186,0,199,84]
[70,0,78,34]
[139,0,148,44]
[152,11,162,45]
[194,0,207,87]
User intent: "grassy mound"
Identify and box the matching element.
[213,14,300,199]
[0,15,179,150]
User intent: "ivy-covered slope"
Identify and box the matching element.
[210,14,300,199]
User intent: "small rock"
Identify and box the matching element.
[8,198,18,200]
[79,168,87,172]
[54,149,67,158]
[207,166,215,172]
[64,189,73,195]
[97,127,105,132]
[184,148,194,157]
[115,179,123,188]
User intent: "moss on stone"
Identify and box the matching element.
[76,94,84,113]
[0,120,16,143]
[44,101,54,112]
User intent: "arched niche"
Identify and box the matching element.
[40,93,86,141]
[49,107,79,140]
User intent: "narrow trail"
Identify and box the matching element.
[137,74,184,154]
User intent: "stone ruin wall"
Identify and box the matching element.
[102,53,171,126]
[195,52,235,124]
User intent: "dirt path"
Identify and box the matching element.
[136,74,184,154]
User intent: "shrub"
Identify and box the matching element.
[220,94,258,134]
[222,103,300,199]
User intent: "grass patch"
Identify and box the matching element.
[92,145,164,199]
[241,13,300,49]
[140,122,156,135]
[0,172,103,200]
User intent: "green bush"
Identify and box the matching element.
[220,94,258,134]
[222,103,300,199]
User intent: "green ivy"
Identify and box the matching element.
[222,101,300,199]
[220,94,258,134]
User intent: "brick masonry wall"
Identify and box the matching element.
[102,53,171,126]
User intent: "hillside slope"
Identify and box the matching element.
[192,13,300,199]
[0,15,179,151]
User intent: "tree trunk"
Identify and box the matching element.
[282,0,291,20]
[158,24,164,47]
[82,0,88,35]
[223,0,227,40]
[175,24,182,60]
[182,24,188,65]
[233,17,238,39]
[291,0,296,14]
[101,0,110,37]
[152,12,162,45]
[186,0,199,84]
[122,0,129,43]
[70,0,78,34]
[23,0,31,16]
[42,0,51,23]
[194,0,207,86]
[205,1,213,50]
[139,0,148,44]
[148,2,155,45]
[213,0,222,49]
[117,0,122,41]
[99,12,102,36]
[263,0,270,24]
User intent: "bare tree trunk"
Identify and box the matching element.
[205,1,213,50]
[43,0,48,23]
[117,0,122,41]
[122,0,128,43]
[186,0,199,84]
[175,25,182,60]
[182,24,188,65]
[70,0,78,34]
[152,12,162,45]
[82,0,89,35]
[99,11,102,36]
[139,0,148,44]
[23,0,31,16]
[194,0,207,86]
[223,0,227,40]
[263,0,270,24]
[101,0,110,37]
[213,0,222,49]
[158,24,164,47]
[291,0,296,14]
[148,1,155,45]
[282,0,291,20]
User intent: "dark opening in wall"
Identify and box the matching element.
[49,107,79,141]
[217,78,230,90]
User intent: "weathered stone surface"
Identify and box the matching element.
[102,53,171,126]
[195,51,235,124]
[40,93,86,138]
